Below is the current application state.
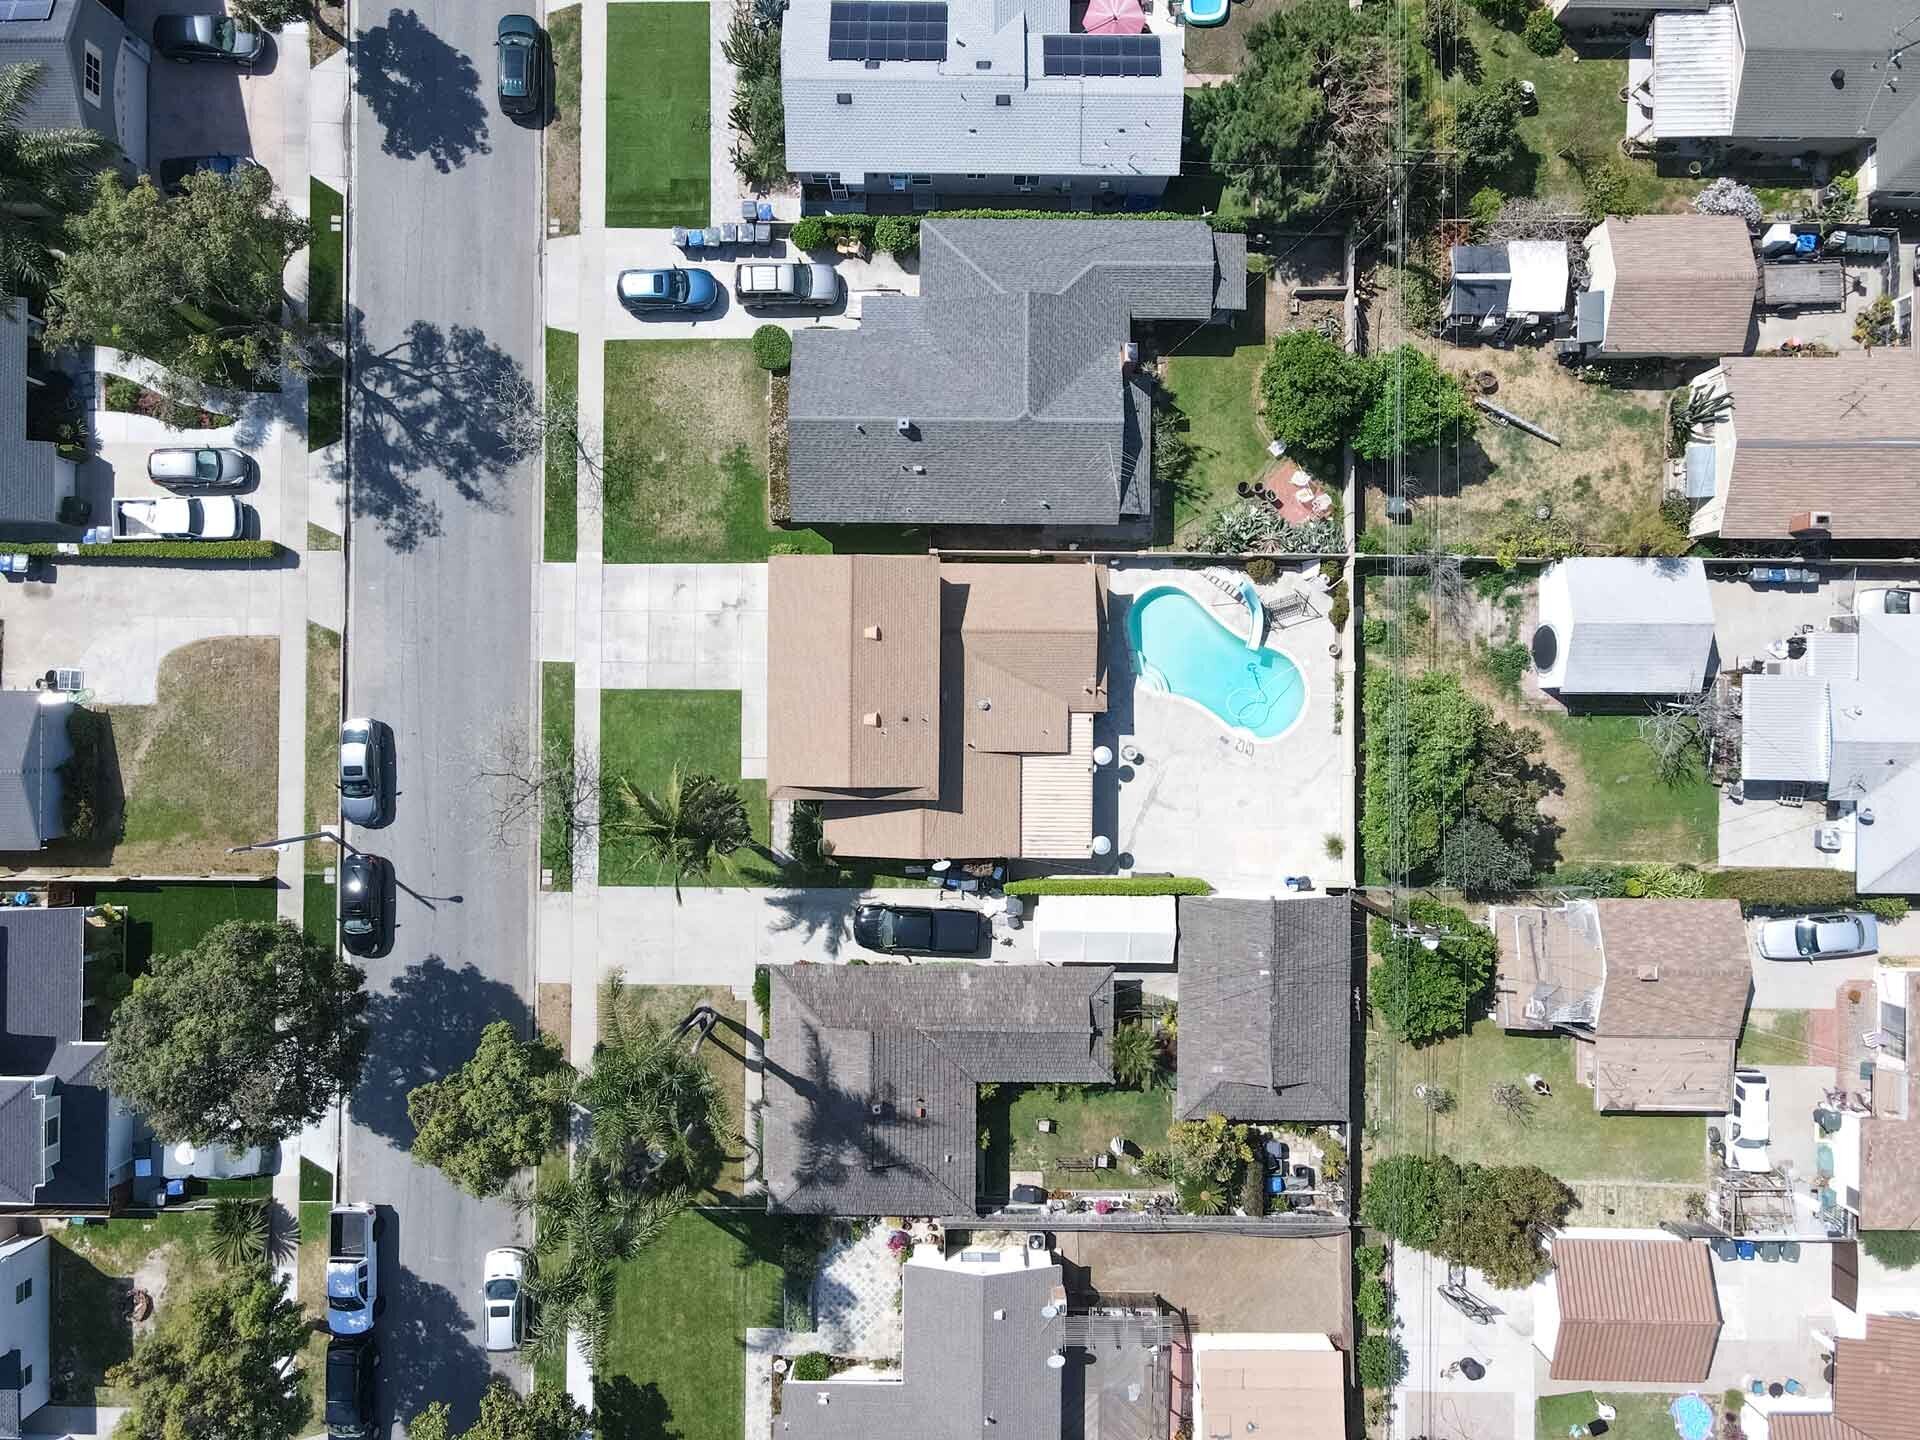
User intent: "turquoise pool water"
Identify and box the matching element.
[1127,585,1307,740]
[1185,0,1229,23]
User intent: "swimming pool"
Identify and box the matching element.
[1126,584,1307,740]
[1184,0,1229,25]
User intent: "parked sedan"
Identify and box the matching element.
[1856,588,1920,617]
[148,447,252,489]
[157,153,265,192]
[482,1247,530,1351]
[338,718,390,828]
[496,14,545,119]
[323,1336,379,1440]
[615,267,720,314]
[1728,1068,1772,1174]
[338,852,390,957]
[1755,911,1880,961]
[152,13,267,65]
[853,902,984,957]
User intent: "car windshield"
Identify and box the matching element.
[793,267,814,297]
[343,916,372,936]
[1891,593,1914,614]
[1796,918,1819,954]
[1735,1136,1767,1149]
[341,763,370,798]
[486,1278,519,1301]
[328,1294,364,1312]
[196,450,218,481]
[668,271,689,302]
[214,17,236,47]
[502,44,527,89]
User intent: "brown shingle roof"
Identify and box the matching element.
[767,555,942,801]
[1833,1316,1920,1440]
[1549,1238,1721,1382]
[1716,351,1920,541]
[1595,215,1756,357]
[1590,899,1750,1041]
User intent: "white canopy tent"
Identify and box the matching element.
[1033,895,1178,967]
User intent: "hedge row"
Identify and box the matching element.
[1701,868,1863,907]
[1004,876,1212,897]
[0,540,282,562]
[789,207,1246,255]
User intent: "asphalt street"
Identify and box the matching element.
[343,0,543,1428]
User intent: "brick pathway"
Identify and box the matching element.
[813,1229,906,1359]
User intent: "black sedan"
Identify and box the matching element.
[339,852,391,957]
[853,902,983,957]
[496,14,545,119]
[324,1336,379,1439]
[152,14,267,65]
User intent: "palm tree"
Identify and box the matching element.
[608,769,753,899]
[1109,1021,1164,1090]
[208,1197,271,1267]
[576,973,738,1191]
[0,63,117,304]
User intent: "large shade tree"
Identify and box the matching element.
[0,62,117,304]
[409,1021,576,1197]
[410,1383,595,1440]
[105,920,370,1148]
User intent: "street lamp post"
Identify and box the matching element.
[227,828,359,857]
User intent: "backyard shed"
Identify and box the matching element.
[1034,895,1177,967]
[1533,558,1717,698]
[1444,240,1570,332]
[1537,1237,1722,1382]
[1581,215,1757,358]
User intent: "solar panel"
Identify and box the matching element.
[827,2,948,62]
[1041,33,1162,78]
[0,0,57,21]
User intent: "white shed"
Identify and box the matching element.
[1032,895,1178,967]
[1533,558,1717,697]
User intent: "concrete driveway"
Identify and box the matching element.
[1392,1248,1536,1440]
[1747,917,1879,1007]
[130,0,305,196]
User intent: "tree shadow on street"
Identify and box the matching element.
[350,952,529,1145]
[354,8,491,172]
[346,305,539,553]
[380,1260,492,1430]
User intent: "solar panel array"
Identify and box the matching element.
[1041,33,1161,77]
[827,2,948,62]
[0,0,57,21]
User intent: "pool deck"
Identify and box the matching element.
[1101,562,1352,897]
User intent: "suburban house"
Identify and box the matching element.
[1739,603,1920,894]
[1532,1236,1723,1383]
[1682,351,1920,543]
[1442,240,1570,341]
[1630,0,1920,212]
[1531,558,1718,702]
[0,301,72,529]
[1551,0,1709,39]
[781,0,1183,212]
[1191,1337,1347,1440]
[0,908,131,1213]
[761,965,1115,1215]
[1577,216,1757,361]
[1173,896,1353,1126]
[766,554,1108,860]
[1823,970,1920,1236]
[1761,1317,1920,1440]
[786,219,1246,531]
[0,0,148,173]
[0,1236,49,1433]
[0,694,69,853]
[1488,898,1751,1113]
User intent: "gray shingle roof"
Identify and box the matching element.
[764,964,1115,1215]
[0,1,84,134]
[0,300,56,524]
[781,0,1180,179]
[1174,896,1353,1124]
[0,694,67,852]
[779,1262,1064,1440]
[1728,0,1920,140]
[789,219,1240,526]
[0,907,94,1207]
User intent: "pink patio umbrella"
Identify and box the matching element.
[1083,0,1146,34]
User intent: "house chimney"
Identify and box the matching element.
[863,712,881,726]
[1636,964,1660,981]
[864,625,882,640]
[1788,509,1833,535]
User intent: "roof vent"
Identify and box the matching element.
[901,463,926,475]
[1832,67,1847,88]
[978,698,992,712]
[996,93,1011,106]
[896,417,914,436]
[863,711,881,727]
[993,1309,1006,1321]
[836,92,852,104]
[865,58,880,67]
[864,625,882,641]
[1636,964,1660,981]
[975,58,991,69]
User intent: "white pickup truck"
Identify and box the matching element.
[111,495,243,541]
[325,1203,382,1336]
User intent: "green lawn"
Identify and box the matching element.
[305,623,341,846]
[542,661,576,889]
[1163,297,1271,546]
[51,1212,219,1403]
[308,178,344,325]
[605,3,710,228]
[546,5,582,235]
[1538,1392,1726,1440]
[1544,714,1718,865]
[1366,1016,1706,1183]
[545,328,578,562]
[1739,1010,1812,1067]
[599,1210,788,1440]
[598,690,777,886]
[304,874,336,952]
[981,1085,1173,1197]
[300,1158,334,1204]
[1448,16,1701,214]
[308,368,343,452]
[95,883,278,971]
[602,340,928,563]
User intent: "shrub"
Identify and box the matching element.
[1328,579,1351,631]
[1363,1153,1450,1248]
[873,216,918,254]
[1522,7,1562,54]
[1355,1274,1392,1330]
[1357,1334,1408,1390]
[1259,329,1369,457]
[791,1353,831,1382]
[1454,81,1531,183]
[103,374,144,412]
[1004,876,1212,897]
[1854,295,1897,350]
[790,217,828,250]
[1316,1127,1347,1182]
[1324,833,1345,860]
[58,705,110,842]
[1703,868,1859,907]
[0,539,281,562]
[1864,897,1911,923]
[1355,1243,1389,1280]
[752,324,792,373]
[1548,864,1630,896]
[1245,556,1277,584]
[1468,186,1505,231]
[1482,640,1530,695]
[1578,157,1638,223]
[1694,177,1762,227]
[753,965,772,1036]
[1862,1230,1920,1270]
[1469,0,1531,27]
[1239,1159,1267,1218]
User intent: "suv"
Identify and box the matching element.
[152,13,266,64]
[482,1247,530,1351]
[853,903,983,957]
[339,852,390,957]
[734,260,843,310]
[496,14,545,119]
[1728,1069,1772,1174]
[616,267,720,314]
[338,719,389,828]
[324,1335,379,1439]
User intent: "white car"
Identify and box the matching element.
[1755,912,1879,962]
[482,1247,529,1352]
[1856,588,1920,616]
[1728,1069,1772,1173]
